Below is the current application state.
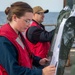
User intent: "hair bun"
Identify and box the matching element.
[5,7,10,15]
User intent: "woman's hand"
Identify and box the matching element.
[39,58,50,66]
[42,65,56,75]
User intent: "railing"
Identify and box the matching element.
[43,24,56,26]
[0,24,56,26]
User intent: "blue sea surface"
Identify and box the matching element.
[43,12,59,25]
[0,12,59,25]
[43,12,59,31]
[0,12,59,31]
[0,12,7,25]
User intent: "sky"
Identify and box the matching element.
[0,0,63,12]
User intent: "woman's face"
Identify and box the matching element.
[15,12,33,32]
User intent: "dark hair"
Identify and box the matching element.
[5,1,33,21]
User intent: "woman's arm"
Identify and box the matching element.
[0,37,42,75]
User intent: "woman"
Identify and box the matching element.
[0,1,55,75]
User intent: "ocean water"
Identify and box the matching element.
[0,12,59,24]
[0,12,59,31]
[43,12,59,25]
[0,12,7,25]
[44,12,59,31]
